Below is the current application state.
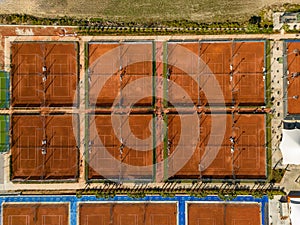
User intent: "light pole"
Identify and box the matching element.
[283,95,299,101]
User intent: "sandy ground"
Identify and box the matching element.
[0,0,39,15]
[1,0,300,22]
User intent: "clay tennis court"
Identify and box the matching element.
[88,114,153,180]
[11,42,78,107]
[88,42,153,107]
[79,203,177,225]
[168,113,266,179]
[3,203,69,225]
[11,115,79,180]
[167,41,265,106]
[188,203,261,225]
[286,41,300,114]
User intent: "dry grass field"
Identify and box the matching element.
[1,0,300,23]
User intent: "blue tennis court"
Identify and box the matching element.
[0,194,268,225]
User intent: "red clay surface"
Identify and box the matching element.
[79,203,177,225]
[188,203,261,225]
[167,41,265,106]
[286,42,300,114]
[0,26,76,70]
[88,114,153,180]
[88,42,153,107]
[11,115,78,180]
[11,42,78,107]
[3,203,69,225]
[168,113,266,179]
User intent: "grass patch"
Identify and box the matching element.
[283,3,300,13]
[0,0,282,23]
[0,115,10,152]
[270,169,286,183]
[0,71,9,108]
[265,40,272,108]
[2,2,300,30]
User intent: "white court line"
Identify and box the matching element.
[77,201,179,225]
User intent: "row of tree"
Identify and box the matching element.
[76,181,284,200]
[0,14,273,32]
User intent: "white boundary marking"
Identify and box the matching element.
[2,202,70,225]
[77,200,179,225]
[185,200,261,225]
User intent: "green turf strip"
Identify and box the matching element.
[0,115,9,152]
[0,71,9,108]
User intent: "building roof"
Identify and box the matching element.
[280,122,300,165]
